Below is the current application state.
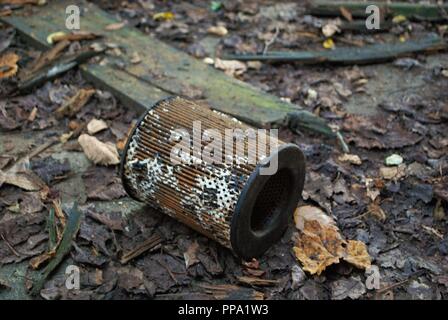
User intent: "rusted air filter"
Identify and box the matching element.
[120,97,305,259]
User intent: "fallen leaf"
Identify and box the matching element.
[50,31,100,43]
[87,118,108,135]
[339,7,353,21]
[380,164,406,180]
[27,107,38,122]
[78,134,120,166]
[367,201,386,222]
[331,276,366,300]
[434,199,446,221]
[322,22,340,37]
[203,57,214,65]
[293,206,371,275]
[343,114,422,149]
[392,15,407,24]
[343,240,371,269]
[46,31,66,44]
[105,21,126,31]
[184,241,200,268]
[0,169,46,191]
[338,153,362,165]
[323,38,335,49]
[130,52,141,64]
[153,12,174,21]
[56,88,95,118]
[0,52,19,79]
[214,58,247,77]
[207,25,228,36]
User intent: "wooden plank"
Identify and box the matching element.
[224,35,447,65]
[308,1,448,21]
[0,0,328,130]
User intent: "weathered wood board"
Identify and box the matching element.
[0,0,324,129]
[224,35,447,64]
[308,1,448,21]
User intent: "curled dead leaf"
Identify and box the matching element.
[207,25,228,37]
[184,241,200,268]
[87,118,108,135]
[46,31,66,44]
[343,240,371,269]
[0,52,19,79]
[78,134,120,166]
[293,206,371,275]
[338,153,362,165]
[367,201,386,222]
[0,169,46,191]
[214,58,247,77]
[56,88,95,118]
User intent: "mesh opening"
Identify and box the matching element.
[250,168,292,234]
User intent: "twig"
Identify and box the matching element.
[156,259,178,284]
[263,25,279,55]
[119,234,162,264]
[376,270,426,294]
[0,233,21,257]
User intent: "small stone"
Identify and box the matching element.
[203,57,214,65]
[385,154,403,166]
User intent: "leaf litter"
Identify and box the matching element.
[0,0,447,301]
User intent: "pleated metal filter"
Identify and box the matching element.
[120,97,305,259]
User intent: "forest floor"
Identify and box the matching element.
[0,0,447,300]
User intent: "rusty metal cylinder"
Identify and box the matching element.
[120,97,305,259]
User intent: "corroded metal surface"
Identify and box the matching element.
[121,97,284,249]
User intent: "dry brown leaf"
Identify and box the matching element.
[343,240,371,269]
[56,88,95,118]
[293,206,371,275]
[0,52,19,79]
[50,31,100,43]
[130,52,141,64]
[380,164,406,180]
[207,25,228,36]
[29,250,55,270]
[105,21,126,31]
[338,153,362,165]
[87,118,108,135]
[339,6,353,21]
[0,169,46,191]
[184,241,200,268]
[214,58,247,77]
[27,107,38,122]
[367,201,386,221]
[294,205,336,231]
[322,21,340,37]
[434,199,446,221]
[78,134,120,166]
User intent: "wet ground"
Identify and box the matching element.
[0,1,447,300]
